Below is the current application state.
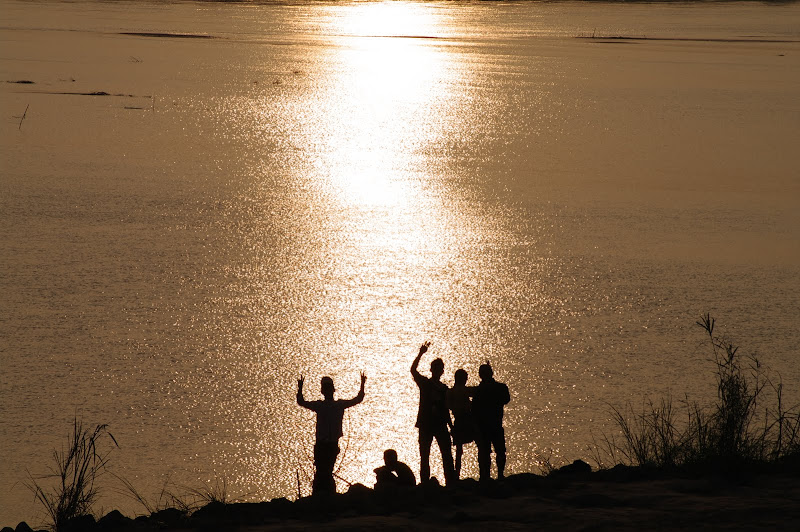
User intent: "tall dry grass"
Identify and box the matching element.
[25,419,117,530]
[595,315,800,471]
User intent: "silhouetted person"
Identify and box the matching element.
[411,341,456,485]
[472,362,510,481]
[374,448,416,489]
[447,368,476,479]
[297,372,366,494]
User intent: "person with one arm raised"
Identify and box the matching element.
[410,341,455,485]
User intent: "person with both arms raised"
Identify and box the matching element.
[297,371,366,494]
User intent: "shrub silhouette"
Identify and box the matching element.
[596,315,800,470]
[26,418,117,531]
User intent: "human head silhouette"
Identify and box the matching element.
[320,376,335,399]
[478,362,493,381]
[383,448,398,467]
[454,368,468,386]
[430,358,444,379]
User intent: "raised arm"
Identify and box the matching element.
[296,375,313,409]
[410,341,430,380]
[343,372,367,408]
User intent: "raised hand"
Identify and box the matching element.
[412,341,431,375]
[297,375,305,392]
[419,341,431,355]
[360,371,367,385]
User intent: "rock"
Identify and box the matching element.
[151,507,186,528]
[505,472,544,491]
[267,497,294,519]
[553,459,593,477]
[62,514,97,532]
[190,500,228,525]
[346,482,372,498]
[293,492,342,520]
[230,501,273,526]
[477,477,515,499]
[598,463,638,482]
[342,483,374,515]
[97,510,132,531]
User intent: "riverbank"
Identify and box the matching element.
[7,461,800,531]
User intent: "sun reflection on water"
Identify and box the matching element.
[185,1,574,497]
[246,3,479,491]
[310,6,451,209]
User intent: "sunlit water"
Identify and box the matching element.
[1,0,799,526]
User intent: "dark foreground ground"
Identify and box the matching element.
[7,461,800,531]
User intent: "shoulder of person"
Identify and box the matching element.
[495,381,509,393]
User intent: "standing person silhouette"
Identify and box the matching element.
[472,362,510,481]
[410,341,455,485]
[297,372,366,495]
[447,368,476,479]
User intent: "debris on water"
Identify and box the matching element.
[120,32,216,39]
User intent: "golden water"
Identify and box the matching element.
[1,0,799,526]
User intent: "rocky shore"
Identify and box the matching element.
[6,460,800,532]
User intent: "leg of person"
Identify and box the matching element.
[494,428,507,480]
[455,443,463,479]
[374,466,395,490]
[434,427,455,485]
[312,441,339,494]
[418,429,433,482]
[476,434,491,481]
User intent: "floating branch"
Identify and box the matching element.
[18,103,29,130]
[27,90,150,98]
[577,35,798,44]
[120,32,217,39]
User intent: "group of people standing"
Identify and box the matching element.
[411,341,511,486]
[296,342,510,495]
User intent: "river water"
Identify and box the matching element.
[1,0,799,526]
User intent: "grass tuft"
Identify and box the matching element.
[595,315,800,472]
[25,418,117,531]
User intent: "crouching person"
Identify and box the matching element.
[374,449,416,490]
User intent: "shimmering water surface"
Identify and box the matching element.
[1,0,799,525]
